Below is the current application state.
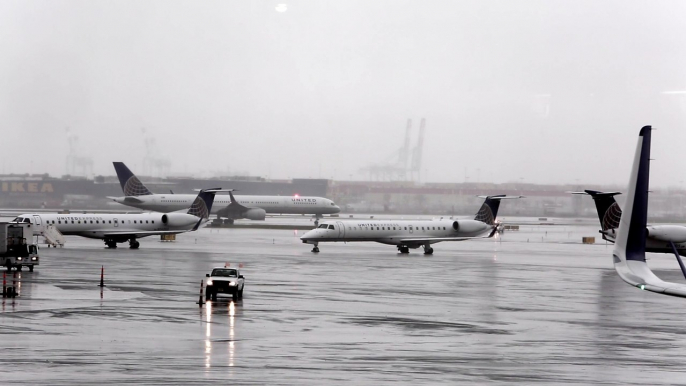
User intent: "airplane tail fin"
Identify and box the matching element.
[187,188,220,219]
[571,190,622,231]
[614,126,651,263]
[474,195,523,225]
[113,162,153,196]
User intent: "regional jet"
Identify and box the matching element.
[612,125,686,297]
[13,189,219,249]
[110,162,339,224]
[300,195,521,254]
[572,190,686,255]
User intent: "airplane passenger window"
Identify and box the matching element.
[422,227,424,230]
[404,227,407,230]
[152,221,154,224]
[58,221,61,224]
[72,221,74,224]
[443,227,446,230]
[109,220,111,224]
[382,227,385,230]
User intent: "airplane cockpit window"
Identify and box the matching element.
[24,218,31,223]
[318,224,328,229]
[12,217,21,223]
[328,225,335,230]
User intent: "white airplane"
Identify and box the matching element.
[613,125,686,297]
[13,189,219,249]
[300,195,521,254]
[572,190,686,255]
[110,162,340,224]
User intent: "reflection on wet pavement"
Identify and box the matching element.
[1,222,685,384]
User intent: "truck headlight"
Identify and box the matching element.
[31,257,37,261]
[229,282,236,286]
[16,257,22,261]
[206,280,213,286]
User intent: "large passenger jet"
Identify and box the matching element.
[13,189,218,249]
[110,162,340,224]
[613,125,686,297]
[300,195,521,254]
[572,190,686,255]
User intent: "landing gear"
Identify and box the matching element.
[423,245,434,255]
[397,245,410,254]
[105,239,117,249]
[311,243,320,253]
[129,239,140,249]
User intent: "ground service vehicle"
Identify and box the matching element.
[0,222,39,272]
[205,267,245,301]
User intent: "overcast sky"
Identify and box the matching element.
[1,1,685,187]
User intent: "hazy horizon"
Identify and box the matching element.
[2,1,686,188]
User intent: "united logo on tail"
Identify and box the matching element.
[124,176,153,197]
[187,196,210,219]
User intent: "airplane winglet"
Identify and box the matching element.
[612,126,686,297]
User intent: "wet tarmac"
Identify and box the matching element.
[3,220,686,384]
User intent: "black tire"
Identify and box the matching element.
[232,292,238,301]
[130,241,140,249]
[238,287,243,299]
[205,289,212,301]
[16,266,22,272]
[212,292,218,301]
[28,266,34,272]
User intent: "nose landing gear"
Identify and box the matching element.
[311,243,320,253]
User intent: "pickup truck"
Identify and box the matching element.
[205,267,245,301]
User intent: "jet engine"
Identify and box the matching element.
[646,225,686,243]
[243,208,266,221]
[452,220,489,234]
[161,213,197,227]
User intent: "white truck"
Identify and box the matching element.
[0,222,40,272]
[205,267,245,301]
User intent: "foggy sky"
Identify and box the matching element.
[1,1,686,187]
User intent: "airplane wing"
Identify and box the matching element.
[226,191,252,210]
[107,196,144,204]
[399,236,484,243]
[102,230,188,238]
[399,227,498,243]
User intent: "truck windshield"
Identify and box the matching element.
[211,269,237,277]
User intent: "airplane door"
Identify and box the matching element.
[32,215,42,226]
[114,218,119,227]
[409,225,413,234]
[336,221,345,238]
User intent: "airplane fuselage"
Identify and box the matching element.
[301,219,491,247]
[113,194,340,216]
[601,228,686,256]
[14,213,201,240]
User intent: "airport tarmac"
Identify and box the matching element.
[2,220,686,385]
